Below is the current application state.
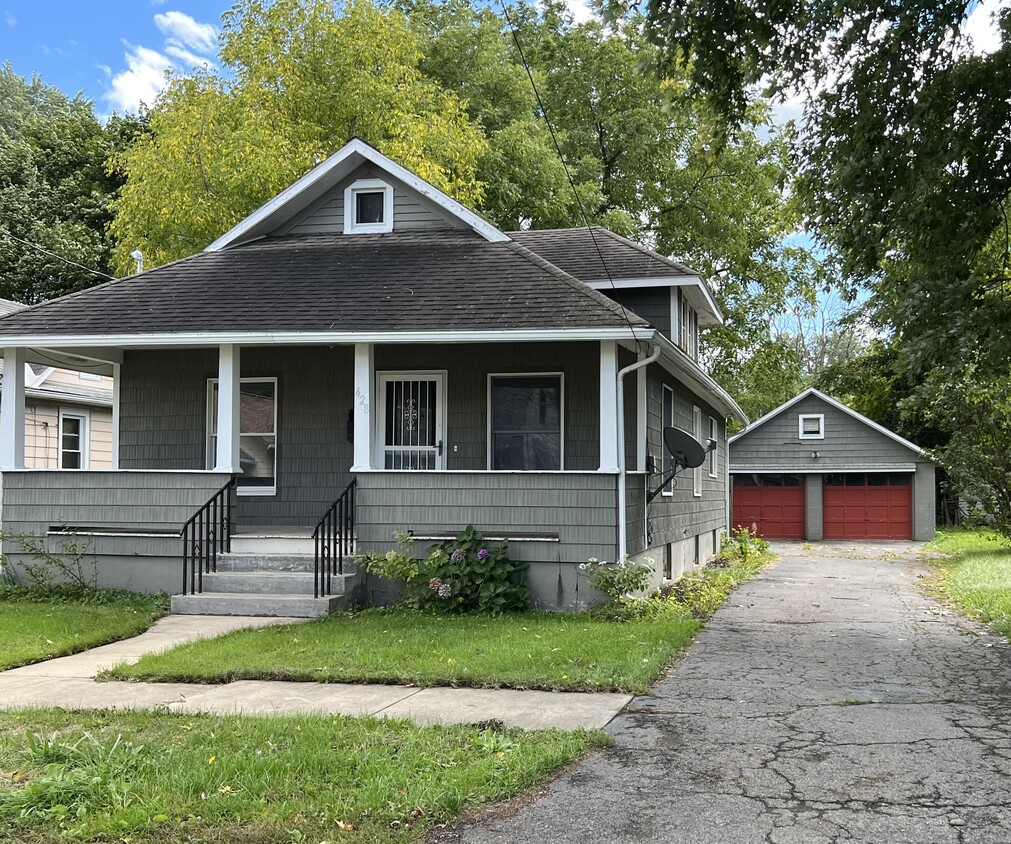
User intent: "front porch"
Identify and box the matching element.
[0,338,649,613]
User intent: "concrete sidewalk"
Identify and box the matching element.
[0,615,630,730]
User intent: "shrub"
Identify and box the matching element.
[580,556,653,604]
[359,525,530,613]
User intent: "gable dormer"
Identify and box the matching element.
[205,138,508,250]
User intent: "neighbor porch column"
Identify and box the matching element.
[0,347,25,470]
[599,340,619,472]
[352,343,375,471]
[215,344,242,473]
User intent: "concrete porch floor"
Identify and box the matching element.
[0,615,630,730]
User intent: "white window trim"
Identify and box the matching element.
[206,377,278,496]
[799,413,825,440]
[487,372,565,471]
[708,415,718,478]
[661,384,675,496]
[344,178,394,234]
[377,370,448,471]
[58,408,89,470]
[693,405,702,496]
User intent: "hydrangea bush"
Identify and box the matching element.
[579,556,654,606]
[359,524,530,613]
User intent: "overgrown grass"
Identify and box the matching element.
[0,587,168,671]
[0,708,606,843]
[927,528,1011,638]
[106,610,699,694]
[107,543,774,694]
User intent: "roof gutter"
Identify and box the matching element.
[616,343,660,562]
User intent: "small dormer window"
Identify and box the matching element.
[345,179,394,233]
[799,413,824,439]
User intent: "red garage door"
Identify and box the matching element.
[823,473,912,539]
[732,474,806,539]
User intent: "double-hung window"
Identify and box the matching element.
[708,416,718,478]
[489,374,562,470]
[692,405,702,496]
[661,384,674,495]
[208,378,277,494]
[59,410,88,469]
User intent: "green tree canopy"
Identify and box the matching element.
[110,0,489,272]
[0,64,140,303]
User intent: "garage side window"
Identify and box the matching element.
[208,377,277,495]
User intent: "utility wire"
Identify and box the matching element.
[498,1,643,354]
[0,227,116,281]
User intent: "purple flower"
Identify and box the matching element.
[451,549,466,563]
[477,549,489,560]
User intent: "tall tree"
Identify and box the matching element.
[110,0,489,272]
[0,65,141,302]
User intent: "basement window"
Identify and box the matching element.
[345,179,394,234]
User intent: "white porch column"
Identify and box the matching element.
[599,340,619,472]
[352,343,375,470]
[111,362,121,469]
[0,348,25,470]
[636,358,647,472]
[215,344,242,473]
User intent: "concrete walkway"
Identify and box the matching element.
[0,614,630,730]
[437,541,1011,844]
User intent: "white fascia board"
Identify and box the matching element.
[584,275,723,325]
[0,327,655,349]
[653,334,747,426]
[728,387,926,457]
[729,464,918,473]
[205,138,509,251]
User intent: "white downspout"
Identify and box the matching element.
[617,344,660,561]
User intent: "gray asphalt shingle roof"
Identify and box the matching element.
[510,227,697,281]
[0,231,649,337]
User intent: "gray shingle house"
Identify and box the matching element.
[729,388,935,541]
[0,138,745,614]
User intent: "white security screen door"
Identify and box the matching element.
[378,373,445,469]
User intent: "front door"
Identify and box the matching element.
[377,372,445,469]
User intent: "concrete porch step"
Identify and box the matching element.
[201,570,360,595]
[214,553,358,574]
[170,592,347,618]
[230,534,315,555]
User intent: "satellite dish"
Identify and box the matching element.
[663,426,707,470]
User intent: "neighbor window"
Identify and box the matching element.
[58,411,88,469]
[661,384,674,495]
[344,179,394,233]
[208,377,277,495]
[799,413,824,439]
[489,374,562,470]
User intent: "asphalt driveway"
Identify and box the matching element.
[438,541,1011,844]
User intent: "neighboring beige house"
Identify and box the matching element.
[0,299,113,470]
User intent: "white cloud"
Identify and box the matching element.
[102,12,217,114]
[565,0,596,25]
[154,11,217,54]
[964,0,1008,55]
[4,10,15,26]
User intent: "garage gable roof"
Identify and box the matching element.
[728,388,924,456]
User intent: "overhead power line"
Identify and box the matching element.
[0,227,116,281]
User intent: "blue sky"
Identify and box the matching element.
[1,1,229,115]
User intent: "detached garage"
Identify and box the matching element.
[728,389,935,541]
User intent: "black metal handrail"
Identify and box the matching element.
[313,478,357,598]
[180,477,236,595]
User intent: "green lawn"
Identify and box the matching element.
[927,528,1011,637]
[0,589,168,671]
[106,609,701,694]
[0,708,605,844]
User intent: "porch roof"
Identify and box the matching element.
[0,231,649,340]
